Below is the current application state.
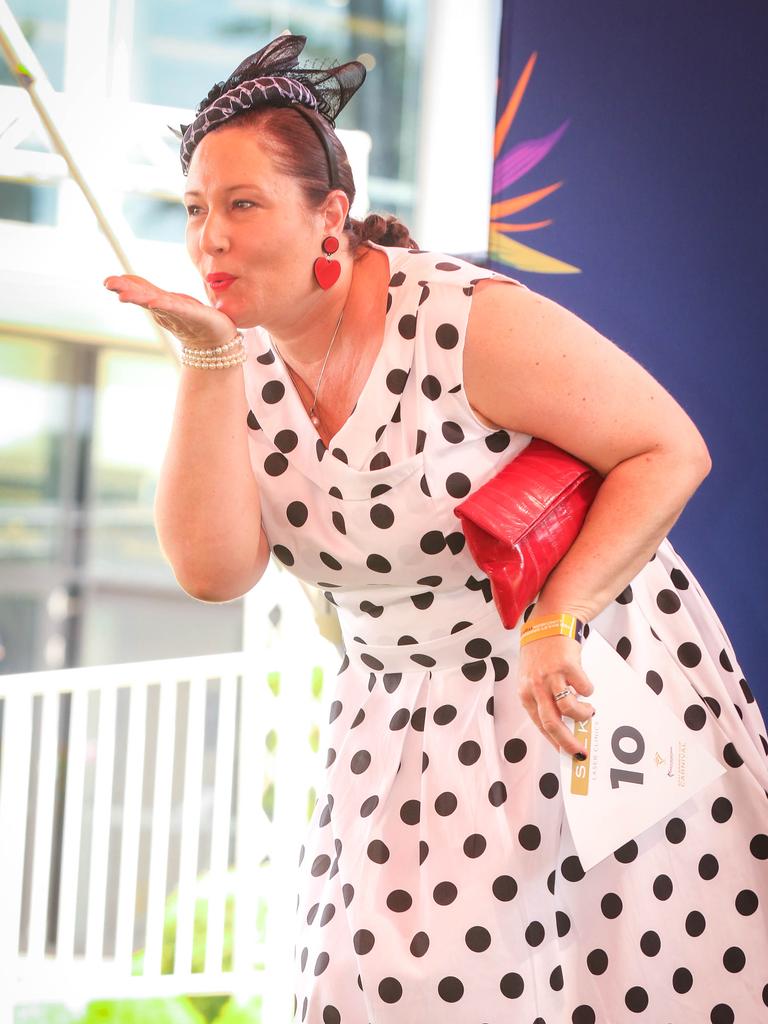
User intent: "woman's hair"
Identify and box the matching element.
[218,106,418,253]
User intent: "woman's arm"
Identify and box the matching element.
[463,278,712,623]
[154,361,271,602]
[105,274,271,602]
[463,278,712,755]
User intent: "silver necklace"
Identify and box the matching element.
[271,304,345,429]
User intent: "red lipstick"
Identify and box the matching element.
[206,273,236,291]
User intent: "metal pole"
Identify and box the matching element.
[0,0,178,361]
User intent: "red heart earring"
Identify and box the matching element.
[314,235,341,290]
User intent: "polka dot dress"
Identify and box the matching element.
[241,241,768,1023]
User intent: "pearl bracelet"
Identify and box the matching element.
[179,331,247,369]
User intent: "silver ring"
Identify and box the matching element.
[553,687,574,702]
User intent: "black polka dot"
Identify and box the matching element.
[370,504,395,529]
[723,742,743,767]
[646,670,663,694]
[657,588,681,613]
[421,374,442,400]
[525,920,545,946]
[466,925,489,954]
[601,892,623,918]
[446,472,471,498]
[750,834,768,859]
[435,261,461,271]
[332,510,346,534]
[441,421,465,443]
[615,584,633,604]
[332,447,348,463]
[653,874,673,900]
[640,930,661,956]
[670,567,689,589]
[378,977,402,1003]
[366,554,391,573]
[672,967,693,992]
[320,551,342,571]
[678,642,702,667]
[556,910,571,937]
[386,368,408,394]
[685,910,706,936]
[264,452,289,476]
[684,704,706,730]
[518,824,541,850]
[420,530,446,554]
[587,948,608,974]
[261,380,285,404]
[539,773,559,798]
[272,544,294,566]
[369,451,391,470]
[504,738,527,763]
[561,856,585,883]
[389,271,406,287]
[286,501,308,527]
[723,947,746,972]
[616,636,632,659]
[256,349,275,364]
[614,839,638,863]
[710,1005,735,1024]
[398,314,417,339]
[437,976,464,1002]
[549,964,563,991]
[665,817,686,843]
[571,1006,596,1024]
[711,797,732,823]
[698,854,719,880]
[274,428,298,452]
[436,323,459,348]
[492,874,518,901]
[485,429,510,452]
[499,972,524,999]
[246,409,260,430]
[735,888,758,915]
[625,986,649,1012]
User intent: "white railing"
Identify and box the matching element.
[0,638,339,1023]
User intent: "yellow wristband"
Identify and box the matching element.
[519,612,586,646]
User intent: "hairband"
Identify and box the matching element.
[171,33,367,191]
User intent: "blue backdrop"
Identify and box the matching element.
[490,1,767,703]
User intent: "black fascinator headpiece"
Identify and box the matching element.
[173,33,367,182]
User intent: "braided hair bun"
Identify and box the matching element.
[349,212,418,251]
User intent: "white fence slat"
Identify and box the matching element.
[172,674,206,976]
[262,647,322,1021]
[114,682,147,970]
[85,685,117,963]
[56,687,89,960]
[204,671,237,975]
[27,691,59,959]
[232,661,263,977]
[142,679,177,977]
[0,693,33,968]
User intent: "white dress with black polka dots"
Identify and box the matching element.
[242,241,768,1024]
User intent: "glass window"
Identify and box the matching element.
[130,0,426,226]
[0,336,71,563]
[0,182,59,226]
[5,0,68,91]
[88,348,178,584]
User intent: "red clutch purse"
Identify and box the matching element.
[453,438,603,629]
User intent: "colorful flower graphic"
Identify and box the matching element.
[490,52,580,275]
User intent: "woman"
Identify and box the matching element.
[105,34,767,1024]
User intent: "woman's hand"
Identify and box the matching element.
[103,274,237,349]
[516,635,595,757]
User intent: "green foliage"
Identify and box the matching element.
[310,667,324,700]
[79,997,206,1024]
[210,997,262,1024]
